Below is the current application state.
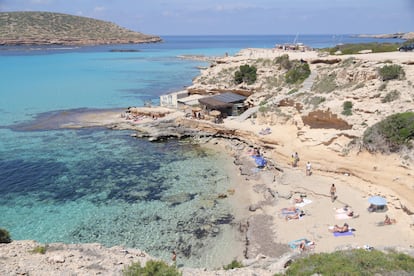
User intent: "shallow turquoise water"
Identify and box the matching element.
[0,127,238,267]
[0,40,239,267]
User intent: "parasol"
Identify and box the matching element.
[254,156,267,167]
[368,196,387,206]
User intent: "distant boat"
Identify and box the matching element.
[293,33,300,45]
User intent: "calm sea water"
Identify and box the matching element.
[0,35,403,267]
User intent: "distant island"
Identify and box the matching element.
[353,32,414,40]
[0,11,162,46]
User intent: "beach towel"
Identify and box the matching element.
[288,238,313,249]
[335,213,351,220]
[335,208,348,214]
[295,198,312,208]
[288,238,307,249]
[280,208,299,215]
[259,127,272,135]
[333,230,354,237]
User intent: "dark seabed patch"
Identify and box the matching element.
[4,108,125,131]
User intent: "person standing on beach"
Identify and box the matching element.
[291,154,296,167]
[306,161,312,176]
[171,250,177,266]
[292,152,299,167]
[330,184,337,202]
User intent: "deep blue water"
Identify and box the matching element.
[0,35,404,267]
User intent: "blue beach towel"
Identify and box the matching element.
[281,208,299,215]
[288,238,309,249]
[333,230,354,237]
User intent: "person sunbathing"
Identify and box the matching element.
[384,215,397,225]
[330,223,349,233]
[294,197,304,203]
[368,204,378,212]
[282,206,297,212]
[286,210,305,220]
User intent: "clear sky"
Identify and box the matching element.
[1,0,413,36]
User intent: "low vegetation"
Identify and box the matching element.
[273,54,311,85]
[30,245,47,254]
[275,54,292,70]
[342,101,353,116]
[381,90,400,103]
[123,260,181,276]
[325,42,400,55]
[378,64,405,81]
[307,96,326,108]
[223,260,244,270]
[278,249,414,275]
[312,73,337,93]
[234,64,257,85]
[0,228,12,243]
[363,112,414,152]
[285,62,311,84]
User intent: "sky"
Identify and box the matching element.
[0,0,413,36]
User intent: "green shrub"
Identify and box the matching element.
[285,62,311,84]
[123,260,181,276]
[312,74,337,93]
[287,88,298,95]
[381,90,400,103]
[324,42,400,55]
[342,101,353,116]
[275,54,292,70]
[30,245,47,254]
[223,260,243,270]
[378,64,405,81]
[258,105,270,113]
[341,57,356,67]
[0,228,12,243]
[363,112,414,152]
[353,83,365,90]
[234,64,257,85]
[308,96,326,108]
[282,249,414,275]
[378,82,387,91]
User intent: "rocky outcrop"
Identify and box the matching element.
[301,110,353,130]
[0,240,153,276]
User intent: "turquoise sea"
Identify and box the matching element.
[0,35,403,268]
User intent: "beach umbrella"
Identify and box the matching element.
[368,196,387,206]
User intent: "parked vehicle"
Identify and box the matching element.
[399,44,414,51]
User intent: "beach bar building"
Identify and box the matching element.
[160,90,210,109]
[198,92,247,116]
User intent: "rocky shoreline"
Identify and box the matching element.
[0,36,162,46]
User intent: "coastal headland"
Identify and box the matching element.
[2,48,414,275]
